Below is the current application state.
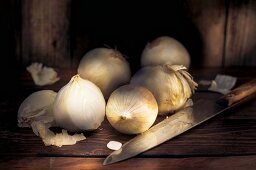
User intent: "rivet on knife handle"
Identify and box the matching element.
[217,79,256,106]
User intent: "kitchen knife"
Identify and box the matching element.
[103,79,256,165]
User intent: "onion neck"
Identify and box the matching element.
[70,74,81,82]
[111,50,126,61]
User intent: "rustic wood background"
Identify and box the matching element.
[1,0,256,72]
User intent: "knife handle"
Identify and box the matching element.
[217,79,256,106]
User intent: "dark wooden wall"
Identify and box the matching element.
[184,0,226,67]
[21,0,71,68]
[225,0,256,66]
[2,0,256,72]
[0,0,20,90]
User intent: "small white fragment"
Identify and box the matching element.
[107,141,122,151]
[208,74,237,94]
[27,62,60,86]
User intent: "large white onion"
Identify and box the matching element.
[106,85,158,134]
[141,36,190,68]
[78,48,131,98]
[131,64,197,115]
[53,75,106,132]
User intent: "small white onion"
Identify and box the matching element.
[78,48,131,98]
[53,75,106,132]
[141,36,190,68]
[131,65,197,115]
[17,90,57,127]
[106,85,158,135]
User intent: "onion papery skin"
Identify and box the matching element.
[53,75,106,132]
[106,85,158,135]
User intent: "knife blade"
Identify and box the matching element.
[103,79,256,165]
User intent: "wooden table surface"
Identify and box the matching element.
[0,67,256,170]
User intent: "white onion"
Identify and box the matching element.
[53,75,106,132]
[141,36,190,68]
[78,48,131,98]
[106,85,158,134]
[131,65,197,115]
[17,90,57,127]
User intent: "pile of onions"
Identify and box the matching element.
[78,48,131,99]
[106,85,158,134]
[17,38,197,146]
[141,36,191,68]
[131,64,197,115]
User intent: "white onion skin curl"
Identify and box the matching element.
[131,65,197,115]
[78,48,131,99]
[106,85,158,135]
[53,75,106,132]
[141,36,190,68]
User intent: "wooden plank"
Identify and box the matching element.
[1,67,256,158]
[21,0,71,68]
[184,0,226,67]
[1,156,256,170]
[1,68,256,158]
[1,100,256,157]
[225,0,256,66]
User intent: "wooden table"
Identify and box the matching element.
[1,68,256,169]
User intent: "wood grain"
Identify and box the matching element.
[184,0,226,67]
[1,156,256,170]
[225,0,256,66]
[21,0,71,68]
